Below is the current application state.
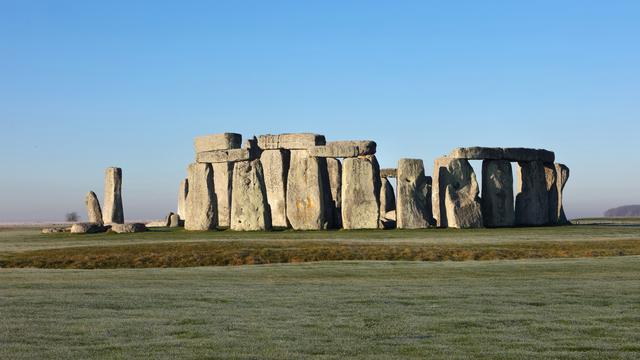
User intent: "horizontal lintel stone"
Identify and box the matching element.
[449,147,555,163]
[196,148,252,163]
[257,133,326,150]
[308,140,376,158]
[380,168,397,178]
[194,133,242,153]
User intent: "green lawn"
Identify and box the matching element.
[2,257,640,359]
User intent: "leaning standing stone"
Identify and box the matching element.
[286,150,327,230]
[341,155,381,229]
[85,191,103,224]
[396,159,432,229]
[212,163,233,227]
[185,163,217,231]
[177,178,188,220]
[515,161,549,226]
[230,160,272,231]
[481,160,515,227]
[260,149,290,228]
[102,167,124,224]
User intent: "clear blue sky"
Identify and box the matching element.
[1,1,639,222]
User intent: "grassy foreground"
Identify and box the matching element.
[2,257,640,359]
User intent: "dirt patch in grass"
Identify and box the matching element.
[2,239,640,269]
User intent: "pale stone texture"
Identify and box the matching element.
[169,213,180,227]
[85,191,103,224]
[212,162,233,227]
[102,167,124,224]
[258,133,326,150]
[544,163,559,225]
[260,150,290,228]
[70,223,107,234]
[380,168,397,178]
[449,147,555,163]
[433,158,482,228]
[286,150,327,230]
[379,177,396,229]
[230,160,272,231]
[515,161,550,226]
[396,159,432,229]
[555,164,570,224]
[325,158,342,228]
[177,179,188,220]
[146,220,167,228]
[309,141,376,158]
[341,155,381,229]
[196,148,252,163]
[481,160,515,227]
[185,163,217,231]
[111,223,147,233]
[194,133,242,153]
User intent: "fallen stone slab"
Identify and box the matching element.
[110,223,147,233]
[481,160,515,227]
[70,222,108,234]
[396,159,433,229]
[261,149,290,228]
[309,141,376,158]
[230,160,272,231]
[103,167,124,224]
[258,133,326,150]
[515,161,549,226]
[194,133,242,153]
[42,227,70,234]
[448,147,555,163]
[196,148,252,163]
[185,163,217,231]
[85,191,103,224]
[286,150,327,230]
[212,162,233,227]
[341,155,381,229]
[380,168,397,178]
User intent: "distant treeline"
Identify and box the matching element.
[604,205,640,217]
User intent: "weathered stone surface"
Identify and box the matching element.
[380,168,397,178]
[258,133,326,150]
[194,133,242,153]
[85,191,103,224]
[396,159,433,229]
[448,147,555,163]
[341,155,381,229]
[515,161,549,226]
[433,158,482,228]
[309,141,376,158]
[169,213,180,227]
[379,177,396,229]
[286,150,327,230]
[260,150,290,228]
[111,223,147,233]
[196,148,252,163]
[70,222,107,234]
[42,227,70,234]
[177,179,188,220]
[185,163,217,231]
[481,160,515,227]
[325,158,342,228]
[212,162,233,227]
[230,160,271,231]
[554,163,570,224]
[102,167,124,224]
[544,163,558,225]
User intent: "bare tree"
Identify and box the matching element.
[65,212,80,222]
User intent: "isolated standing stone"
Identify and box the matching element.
[85,191,103,224]
[515,161,549,226]
[286,150,327,230]
[379,177,396,228]
[230,160,272,231]
[396,159,432,229]
[554,163,570,224]
[325,158,342,228]
[434,158,482,228]
[260,149,290,228]
[102,167,124,224]
[341,155,381,229]
[212,162,233,227]
[481,160,515,227]
[177,179,188,220]
[185,163,217,231]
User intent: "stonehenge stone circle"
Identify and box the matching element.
[185,163,217,231]
[515,161,549,226]
[481,160,515,227]
[102,167,124,224]
[85,191,103,224]
[396,159,433,229]
[177,178,188,220]
[341,155,381,229]
[230,160,272,231]
[194,133,242,153]
[433,158,482,228]
[212,162,233,227]
[309,141,376,158]
[260,149,290,228]
[286,150,327,230]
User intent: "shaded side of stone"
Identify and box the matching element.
[515,161,550,226]
[481,160,515,227]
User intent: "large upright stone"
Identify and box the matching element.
[185,163,217,231]
[286,150,327,230]
[261,149,290,228]
[433,158,482,228]
[177,179,188,220]
[544,163,558,225]
[230,160,271,231]
[341,155,381,229]
[515,161,549,226]
[258,133,326,150]
[194,133,242,153]
[85,191,103,224]
[554,163,570,224]
[309,141,376,158]
[481,160,515,227]
[212,162,233,227]
[326,158,342,228]
[379,177,396,228]
[396,159,432,229]
[102,167,124,224]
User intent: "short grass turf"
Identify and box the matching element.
[1,257,640,359]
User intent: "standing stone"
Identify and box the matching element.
[515,161,549,226]
[341,155,381,229]
[230,160,272,231]
[396,159,432,229]
[433,158,482,228]
[325,158,342,228]
[286,150,327,230]
[554,163,570,224]
[185,163,217,231]
[261,150,290,228]
[379,177,396,228]
[102,167,124,224]
[177,179,188,220]
[544,163,559,225]
[432,157,453,227]
[481,160,515,227]
[168,213,180,227]
[212,162,233,227]
[85,191,103,225]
